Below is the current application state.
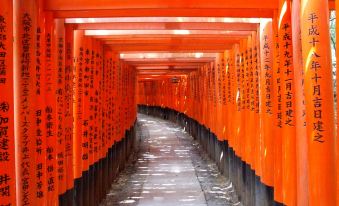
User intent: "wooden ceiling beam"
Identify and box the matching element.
[52,8,274,18]
[45,0,278,11]
[104,39,239,45]
[108,44,232,52]
[75,22,258,31]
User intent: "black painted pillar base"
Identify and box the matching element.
[65,122,137,206]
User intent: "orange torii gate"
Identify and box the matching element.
[0,0,338,206]
[137,1,337,205]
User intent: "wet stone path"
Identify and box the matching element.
[100,114,241,206]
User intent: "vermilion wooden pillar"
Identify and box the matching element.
[223,51,230,142]
[100,48,107,160]
[336,0,339,204]
[272,9,283,204]
[55,18,67,198]
[238,39,246,161]
[73,30,85,181]
[0,1,16,206]
[102,48,108,156]
[110,50,114,148]
[216,53,223,141]
[301,0,336,205]
[95,41,103,163]
[244,35,253,166]
[88,39,94,168]
[278,0,297,205]
[82,36,91,174]
[233,44,241,156]
[93,39,100,166]
[64,23,74,194]
[230,44,240,153]
[35,0,47,204]
[292,0,309,205]
[45,12,59,205]
[14,0,38,205]
[259,19,274,187]
[252,31,260,170]
[240,38,247,162]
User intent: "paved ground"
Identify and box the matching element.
[100,114,241,206]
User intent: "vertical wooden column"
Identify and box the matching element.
[240,38,248,162]
[202,66,207,126]
[93,39,100,168]
[223,51,230,142]
[64,24,74,194]
[233,44,241,155]
[108,52,113,148]
[300,0,336,205]
[292,0,308,205]
[253,30,261,172]
[73,29,84,184]
[207,64,211,131]
[244,36,253,166]
[117,57,123,142]
[44,12,58,205]
[0,1,15,206]
[212,61,217,136]
[230,45,239,152]
[112,53,115,147]
[100,48,106,161]
[82,36,91,206]
[102,49,107,157]
[222,52,228,141]
[260,19,274,187]
[278,1,297,205]
[215,54,223,140]
[35,0,47,204]
[238,39,246,160]
[97,40,103,163]
[336,1,339,204]
[252,33,262,178]
[82,37,91,175]
[106,50,111,155]
[272,9,283,204]
[55,18,66,198]
[89,40,96,168]
[14,0,38,205]
[207,66,211,132]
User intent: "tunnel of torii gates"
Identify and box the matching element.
[1,0,339,206]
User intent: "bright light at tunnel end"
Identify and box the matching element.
[195,53,203,58]
[173,30,190,35]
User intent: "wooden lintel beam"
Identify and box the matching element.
[108,44,232,52]
[52,8,274,18]
[75,22,258,31]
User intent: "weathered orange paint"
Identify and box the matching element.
[64,24,74,191]
[244,35,252,166]
[14,0,39,204]
[260,20,274,187]
[54,18,67,196]
[272,9,283,204]
[73,29,85,179]
[44,12,59,205]
[336,0,339,204]
[82,36,91,172]
[292,0,309,205]
[35,0,47,204]
[301,0,336,205]
[0,1,16,206]
[278,1,297,205]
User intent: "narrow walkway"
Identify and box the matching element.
[100,114,241,206]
